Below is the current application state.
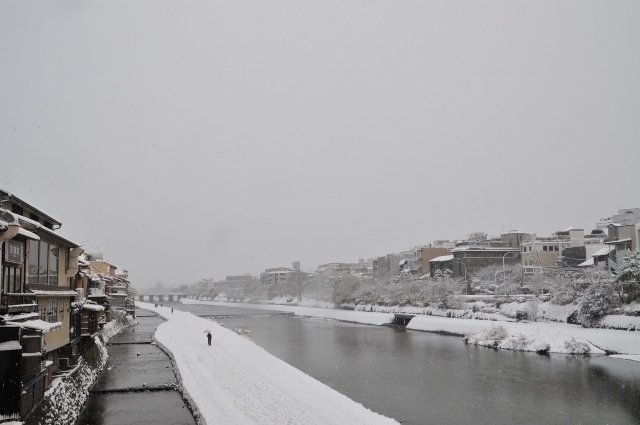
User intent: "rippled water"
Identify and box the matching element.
[204,306,640,425]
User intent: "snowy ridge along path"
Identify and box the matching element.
[136,302,398,425]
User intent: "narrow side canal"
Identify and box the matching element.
[75,309,196,425]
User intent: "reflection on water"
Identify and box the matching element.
[77,391,195,425]
[212,311,640,425]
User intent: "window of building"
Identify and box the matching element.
[11,205,24,216]
[43,221,53,229]
[2,266,22,293]
[48,298,57,323]
[28,240,58,285]
[49,245,58,285]
[28,241,41,284]
[29,213,40,222]
[60,301,64,321]
[554,246,559,251]
[543,246,548,251]
[38,241,48,282]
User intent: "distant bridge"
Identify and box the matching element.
[137,294,188,302]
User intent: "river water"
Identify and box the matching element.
[172,302,640,425]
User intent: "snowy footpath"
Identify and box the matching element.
[136,301,398,425]
[181,299,640,359]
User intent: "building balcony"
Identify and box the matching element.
[0,294,38,315]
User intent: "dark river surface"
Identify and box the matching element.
[172,302,640,425]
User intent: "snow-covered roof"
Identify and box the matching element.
[13,213,81,247]
[110,292,127,297]
[0,340,22,351]
[430,255,454,262]
[451,246,520,252]
[592,246,615,257]
[18,226,40,240]
[0,187,62,225]
[578,258,595,267]
[562,226,583,232]
[606,238,632,245]
[19,319,62,333]
[1,312,40,322]
[0,217,41,240]
[82,303,105,312]
[29,289,79,297]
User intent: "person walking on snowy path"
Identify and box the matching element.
[207,332,212,346]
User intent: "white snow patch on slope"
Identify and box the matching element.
[138,301,398,425]
[408,315,640,354]
[610,355,640,363]
[181,298,395,326]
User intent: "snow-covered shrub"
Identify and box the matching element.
[579,277,619,327]
[479,306,499,314]
[501,333,529,351]
[564,337,590,354]
[522,298,540,321]
[464,324,509,348]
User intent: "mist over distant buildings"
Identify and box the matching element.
[1,1,639,288]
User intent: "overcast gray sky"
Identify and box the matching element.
[1,1,639,288]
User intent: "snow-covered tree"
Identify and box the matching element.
[428,273,464,309]
[579,271,619,327]
[616,249,640,303]
[547,271,583,305]
[332,275,361,305]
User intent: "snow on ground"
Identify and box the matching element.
[181,298,395,326]
[599,314,640,330]
[610,355,640,363]
[536,302,578,322]
[137,301,398,425]
[408,315,640,354]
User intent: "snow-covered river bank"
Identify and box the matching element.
[136,301,398,425]
[180,298,640,356]
[164,299,640,425]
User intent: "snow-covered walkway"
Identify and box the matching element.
[136,301,398,425]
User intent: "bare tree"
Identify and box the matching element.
[472,263,523,296]
[285,271,310,302]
